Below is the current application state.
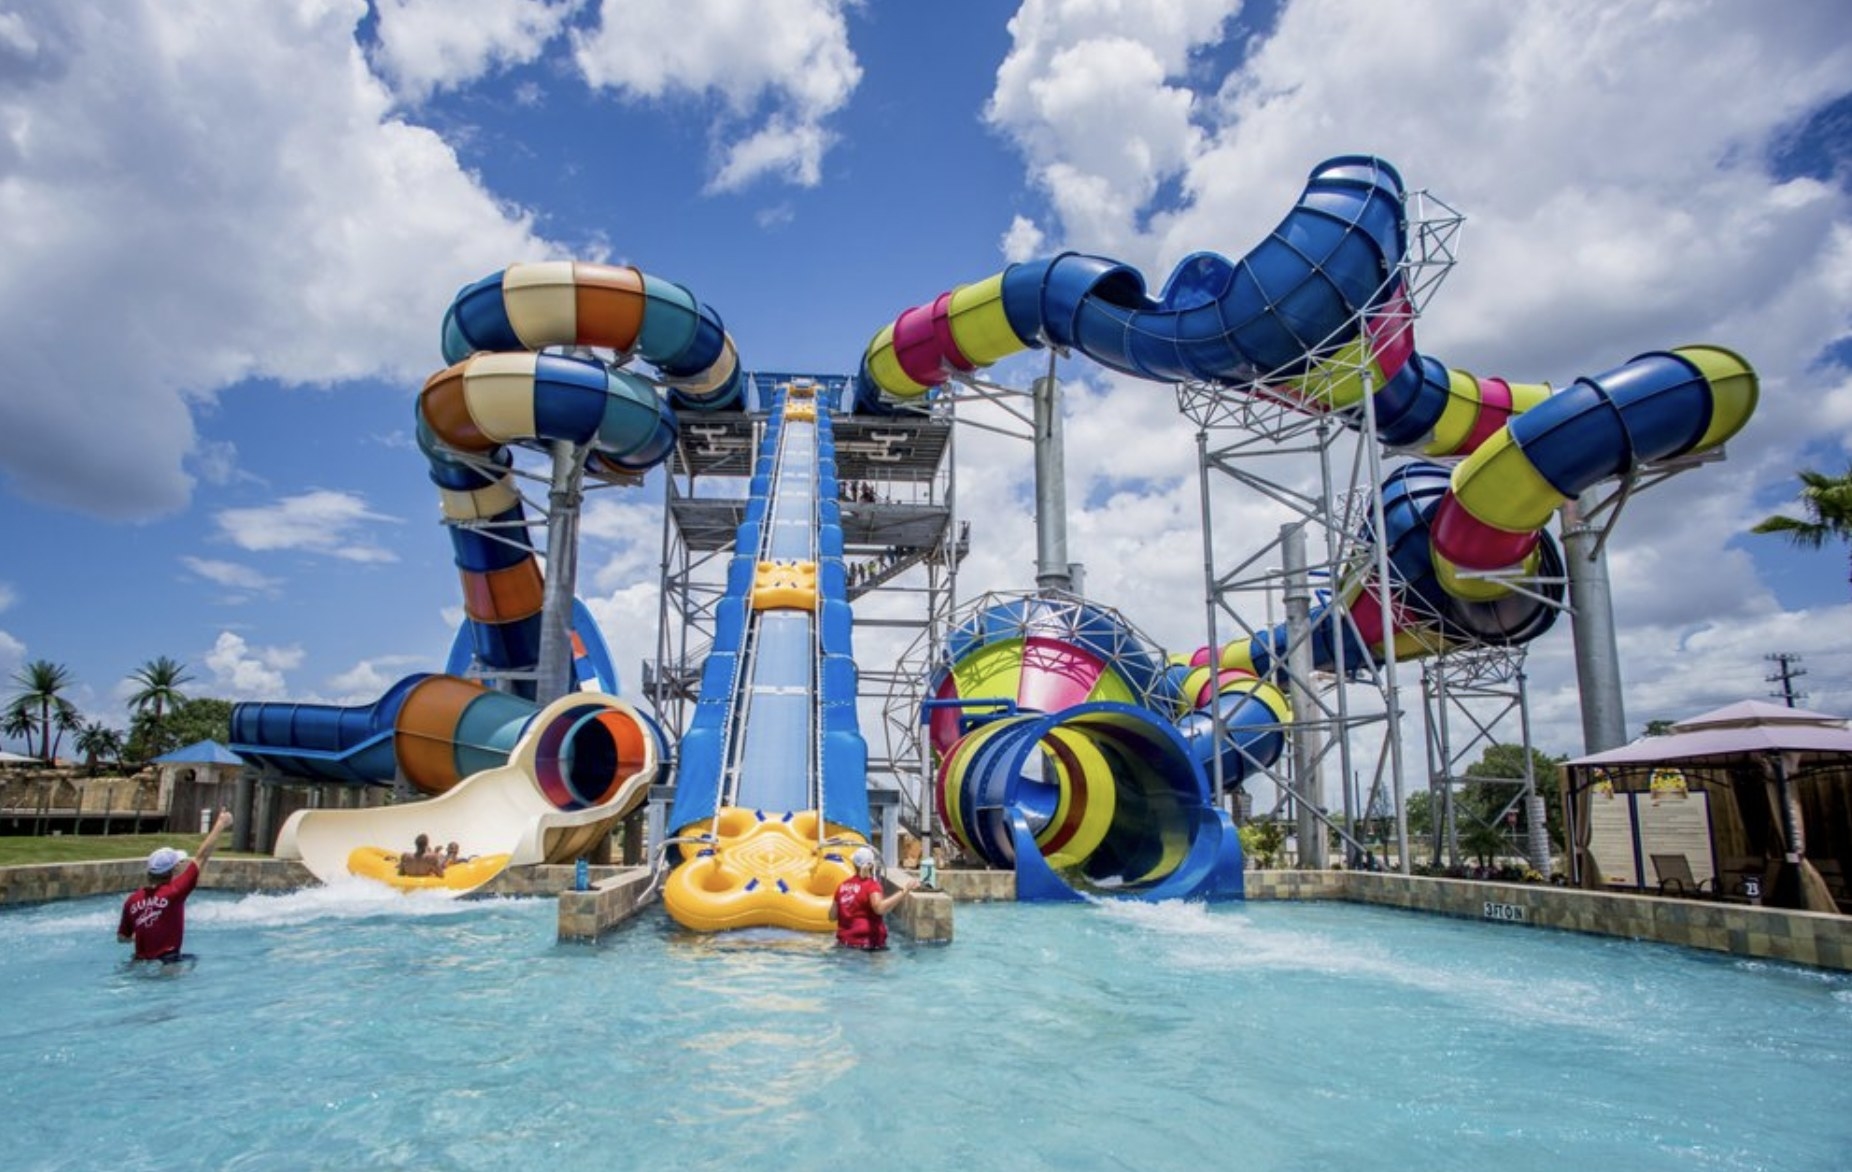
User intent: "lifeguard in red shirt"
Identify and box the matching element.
[119,808,233,964]
[829,846,917,950]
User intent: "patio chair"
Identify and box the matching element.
[1715,856,1771,905]
[1650,853,1715,900]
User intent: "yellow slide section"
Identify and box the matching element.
[662,808,863,932]
[274,694,660,897]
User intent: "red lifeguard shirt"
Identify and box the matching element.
[833,875,888,950]
[118,862,200,960]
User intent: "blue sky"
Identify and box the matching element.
[1,0,1849,774]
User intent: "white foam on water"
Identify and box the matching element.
[0,877,530,944]
[1090,897,1605,1028]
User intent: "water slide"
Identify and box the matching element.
[926,597,1246,900]
[659,381,874,931]
[264,689,663,894]
[235,262,742,892]
[863,155,1755,890]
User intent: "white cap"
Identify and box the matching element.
[147,847,187,875]
[851,846,877,871]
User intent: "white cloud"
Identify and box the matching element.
[214,490,400,563]
[203,630,303,700]
[0,628,24,683]
[0,0,554,520]
[181,556,282,596]
[1001,214,1045,262]
[326,654,429,705]
[987,0,1239,255]
[571,0,861,192]
[369,0,576,103]
[0,582,15,614]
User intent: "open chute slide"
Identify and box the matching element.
[659,382,874,930]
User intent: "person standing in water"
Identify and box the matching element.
[829,846,918,950]
[118,807,233,964]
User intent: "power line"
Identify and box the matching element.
[1765,652,1807,708]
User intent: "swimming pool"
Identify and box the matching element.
[3,887,1847,1170]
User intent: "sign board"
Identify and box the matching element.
[1587,789,1640,887]
[1585,788,1715,890]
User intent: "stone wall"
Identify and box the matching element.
[1247,869,1852,972]
[557,867,656,940]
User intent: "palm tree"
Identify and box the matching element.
[3,701,35,755]
[126,656,193,745]
[49,700,83,764]
[75,720,125,776]
[8,660,74,761]
[1753,466,1852,593]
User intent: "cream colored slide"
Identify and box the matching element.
[274,693,661,896]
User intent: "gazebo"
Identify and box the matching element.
[1563,700,1852,913]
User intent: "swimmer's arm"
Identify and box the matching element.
[870,878,919,916]
[194,808,234,873]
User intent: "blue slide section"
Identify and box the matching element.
[666,384,870,839]
[229,674,425,785]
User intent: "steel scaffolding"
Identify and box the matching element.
[1174,187,1468,872]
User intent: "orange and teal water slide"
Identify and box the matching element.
[232,263,744,891]
[658,381,873,931]
[865,156,1755,894]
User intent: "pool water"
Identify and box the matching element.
[2,886,1848,1170]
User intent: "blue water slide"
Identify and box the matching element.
[229,674,427,785]
[666,387,871,839]
[958,702,1245,901]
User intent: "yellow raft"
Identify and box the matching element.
[346,847,512,892]
[661,809,861,933]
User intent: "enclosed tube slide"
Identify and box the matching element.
[231,261,738,889]
[424,261,740,690]
[856,155,1757,633]
[265,691,663,895]
[928,596,1245,899]
[661,382,875,932]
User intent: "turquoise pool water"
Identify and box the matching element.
[2,886,1848,1170]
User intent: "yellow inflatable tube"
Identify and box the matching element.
[346,847,514,892]
[661,808,862,933]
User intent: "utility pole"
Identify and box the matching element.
[1765,653,1807,708]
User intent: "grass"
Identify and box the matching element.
[0,833,262,867]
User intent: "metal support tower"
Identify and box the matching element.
[1418,646,1552,875]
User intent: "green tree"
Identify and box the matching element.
[48,700,82,763]
[125,696,233,763]
[1752,465,1852,593]
[74,721,125,776]
[3,702,35,755]
[7,660,74,761]
[126,656,193,746]
[1643,719,1676,736]
[1404,790,1434,838]
[1238,820,1287,868]
[1461,742,1567,850]
[162,697,234,750]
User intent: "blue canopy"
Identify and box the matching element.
[153,740,246,766]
